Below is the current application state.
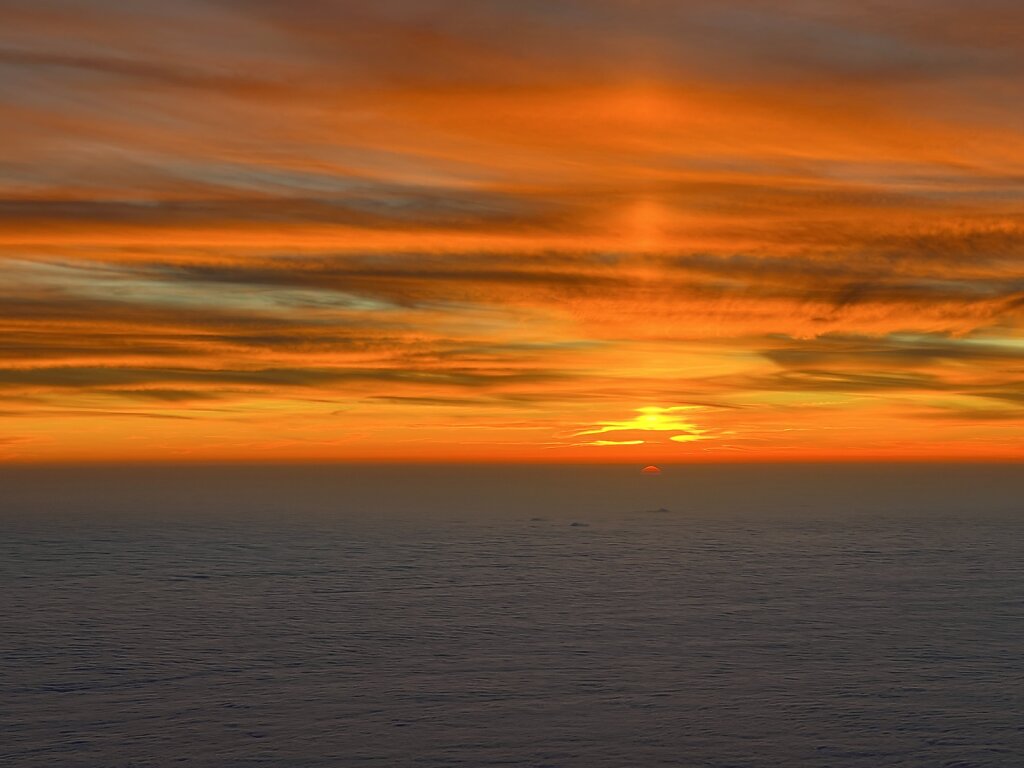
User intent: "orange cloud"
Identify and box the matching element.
[0,0,1022,462]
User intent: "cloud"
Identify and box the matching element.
[0,408,193,420]
[760,331,1024,369]
[573,439,645,446]
[367,395,508,408]
[762,369,946,392]
[916,407,1024,421]
[0,365,572,391]
[0,191,563,233]
[98,388,227,402]
[0,48,282,94]
[1,0,1023,460]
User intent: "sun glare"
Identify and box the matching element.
[571,406,712,448]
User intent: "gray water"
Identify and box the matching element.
[2,464,1022,767]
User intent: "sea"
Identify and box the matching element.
[2,463,1022,767]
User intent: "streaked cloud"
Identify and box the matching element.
[1,0,1021,461]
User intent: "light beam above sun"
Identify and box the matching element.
[0,0,1022,463]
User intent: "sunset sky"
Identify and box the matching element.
[1,0,1022,462]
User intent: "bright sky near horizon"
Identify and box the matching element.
[1,0,1022,462]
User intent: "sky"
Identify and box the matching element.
[1,0,1022,463]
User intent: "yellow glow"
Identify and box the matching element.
[575,406,708,437]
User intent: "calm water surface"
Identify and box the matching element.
[2,464,1022,767]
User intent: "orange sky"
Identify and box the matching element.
[1,0,1022,462]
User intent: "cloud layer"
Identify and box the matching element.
[1,0,1022,460]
